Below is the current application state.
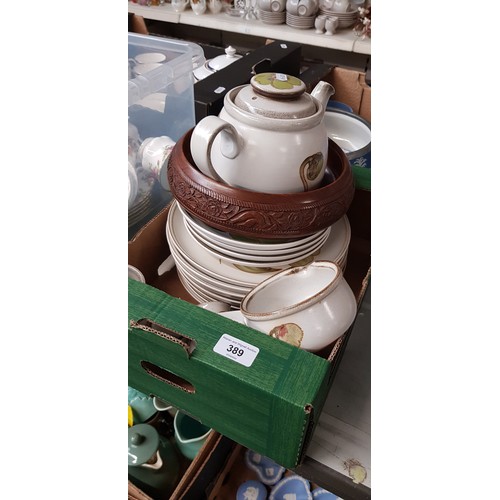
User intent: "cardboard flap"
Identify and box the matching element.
[326,67,371,123]
[128,278,330,468]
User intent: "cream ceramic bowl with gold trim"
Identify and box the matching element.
[240,260,356,351]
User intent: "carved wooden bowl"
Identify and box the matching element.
[167,128,355,240]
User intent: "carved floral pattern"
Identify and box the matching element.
[166,133,355,239]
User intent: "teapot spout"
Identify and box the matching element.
[311,81,335,114]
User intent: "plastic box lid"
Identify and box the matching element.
[128,34,205,235]
[128,33,204,106]
[128,33,204,142]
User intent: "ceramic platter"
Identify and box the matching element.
[166,200,351,306]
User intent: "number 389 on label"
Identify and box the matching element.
[226,345,244,357]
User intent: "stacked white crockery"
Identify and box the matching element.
[286,0,318,29]
[257,0,286,24]
[166,201,351,307]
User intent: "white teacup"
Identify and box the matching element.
[257,0,272,10]
[171,0,189,11]
[297,0,317,16]
[240,261,357,352]
[137,136,176,190]
[332,0,348,12]
[286,0,300,14]
[270,0,286,11]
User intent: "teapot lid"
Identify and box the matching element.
[233,73,317,119]
[128,423,160,466]
[207,46,242,71]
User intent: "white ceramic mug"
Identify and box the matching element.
[137,136,176,190]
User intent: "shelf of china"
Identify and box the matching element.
[128,2,371,54]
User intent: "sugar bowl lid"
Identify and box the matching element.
[207,45,241,71]
[128,423,160,466]
[233,73,316,119]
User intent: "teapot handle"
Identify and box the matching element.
[190,115,241,182]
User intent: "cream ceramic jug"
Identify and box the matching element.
[190,72,335,194]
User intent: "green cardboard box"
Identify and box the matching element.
[128,190,370,468]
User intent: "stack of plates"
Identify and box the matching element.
[179,203,331,269]
[317,6,359,27]
[166,200,351,307]
[258,8,286,24]
[128,169,155,228]
[286,11,316,28]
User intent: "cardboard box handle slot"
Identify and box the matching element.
[130,318,197,358]
[140,360,196,394]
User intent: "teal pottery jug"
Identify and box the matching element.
[173,411,212,460]
[128,423,180,499]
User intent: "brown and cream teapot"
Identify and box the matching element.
[190,72,335,194]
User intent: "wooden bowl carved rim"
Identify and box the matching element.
[167,128,355,239]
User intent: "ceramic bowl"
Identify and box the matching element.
[167,129,355,240]
[240,260,357,351]
[327,99,353,114]
[324,109,371,169]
